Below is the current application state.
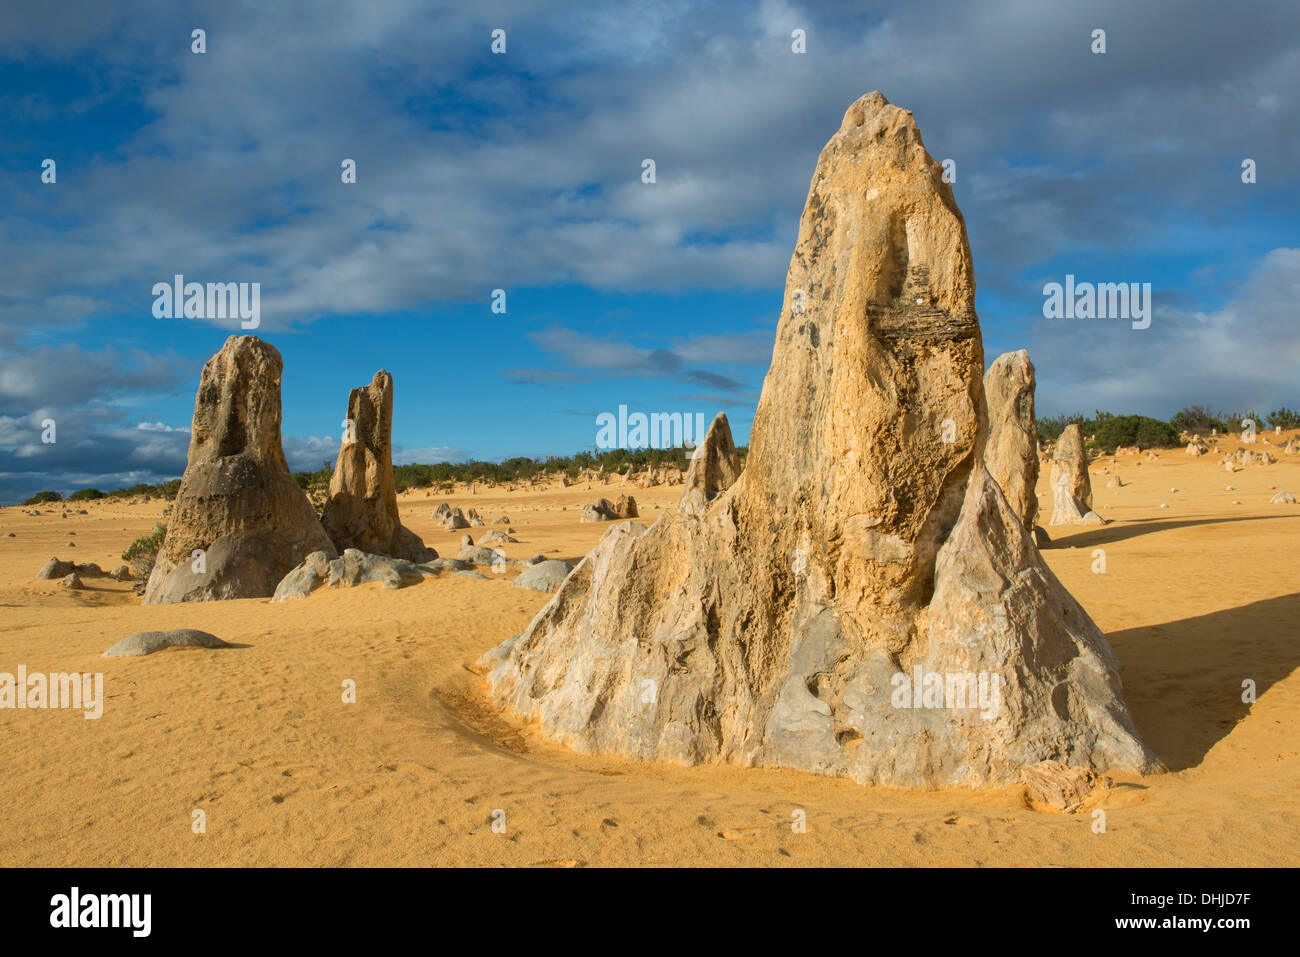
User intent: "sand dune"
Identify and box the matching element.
[1,434,1297,866]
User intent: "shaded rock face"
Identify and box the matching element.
[144,337,337,603]
[678,414,742,518]
[321,371,434,562]
[982,351,1039,530]
[1049,424,1093,525]
[479,92,1156,789]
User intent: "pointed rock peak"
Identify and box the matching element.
[322,370,434,562]
[679,413,741,517]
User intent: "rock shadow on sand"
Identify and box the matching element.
[1110,591,1300,771]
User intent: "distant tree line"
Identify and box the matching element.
[1037,406,1299,451]
[22,445,743,506]
[20,404,1299,506]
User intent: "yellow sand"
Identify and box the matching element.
[2,435,1297,867]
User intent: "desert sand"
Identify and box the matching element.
[1,432,1297,867]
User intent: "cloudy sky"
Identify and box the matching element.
[1,0,1297,502]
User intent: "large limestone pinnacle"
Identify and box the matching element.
[144,336,337,603]
[478,93,1157,787]
[321,370,434,561]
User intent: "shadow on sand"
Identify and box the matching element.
[1108,591,1300,772]
[1046,513,1300,550]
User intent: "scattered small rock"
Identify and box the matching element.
[1022,760,1112,813]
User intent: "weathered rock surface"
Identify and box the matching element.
[1048,423,1093,525]
[320,371,435,562]
[144,337,337,603]
[678,413,742,518]
[478,92,1156,789]
[1271,489,1296,504]
[103,629,232,657]
[982,350,1039,530]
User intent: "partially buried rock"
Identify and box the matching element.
[478,92,1155,789]
[320,371,436,562]
[270,550,333,602]
[144,336,338,603]
[458,544,502,566]
[36,557,105,580]
[327,548,426,590]
[62,572,83,589]
[1270,490,1296,504]
[481,529,517,544]
[982,350,1039,530]
[423,557,469,573]
[103,629,231,658]
[272,548,429,600]
[36,557,76,580]
[512,559,574,593]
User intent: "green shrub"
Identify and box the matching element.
[1092,415,1180,451]
[68,488,106,501]
[22,490,63,505]
[1168,405,1229,436]
[122,524,167,579]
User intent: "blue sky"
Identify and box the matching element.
[1,0,1297,502]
